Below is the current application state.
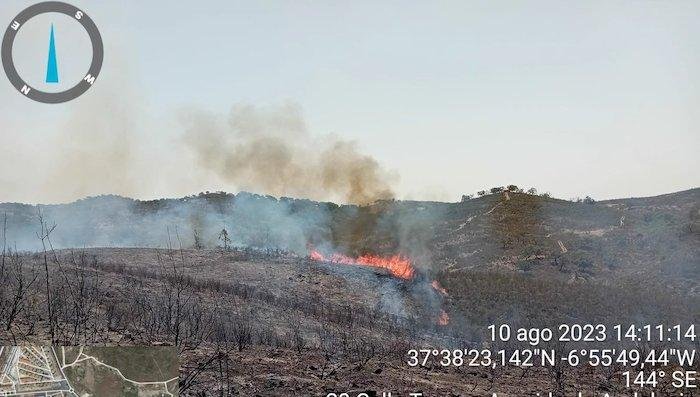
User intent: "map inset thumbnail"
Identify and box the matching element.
[0,346,178,396]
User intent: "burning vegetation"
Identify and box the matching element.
[308,249,415,279]
[308,249,452,325]
[431,280,448,296]
[437,309,450,326]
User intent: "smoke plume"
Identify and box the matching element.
[182,103,397,205]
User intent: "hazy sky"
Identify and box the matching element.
[1,0,698,204]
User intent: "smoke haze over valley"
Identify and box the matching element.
[1,188,697,287]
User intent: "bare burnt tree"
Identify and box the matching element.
[212,317,237,397]
[316,324,340,379]
[0,252,38,343]
[286,313,305,355]
[349,333,378,369]
[546,340,569,397]
[156,248,214,353]
[218,228,231,250]
[1,211,6,277]
[193,228,203,249]
[36,208,58,343]
[60,251,104,344]
[179,309,242,396]
[179,351,223,395]
[231,310,254,352]
[32,209,108,344]
[0,212,8,331]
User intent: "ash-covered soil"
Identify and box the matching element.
[1,246,697,395]
[0,188,698,395]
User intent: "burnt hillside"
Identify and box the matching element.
[1,188,698,288]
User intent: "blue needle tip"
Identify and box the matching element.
[46,23,59,83]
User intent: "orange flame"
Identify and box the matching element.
[309,250,415,279]
[437,309,450,326]
[431,280,448,296]
[309,250,324,261]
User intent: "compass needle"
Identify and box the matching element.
[45,23,59,83]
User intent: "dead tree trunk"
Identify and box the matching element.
[36,209,57,344]
[1,212,6,278]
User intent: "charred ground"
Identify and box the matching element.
[0,188,698,395]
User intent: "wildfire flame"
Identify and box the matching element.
[437,309,450,326]
[309,250,415,279]
[431,280,448,296]
[309,250,325,261]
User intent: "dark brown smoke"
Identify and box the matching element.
[182,103,396,205]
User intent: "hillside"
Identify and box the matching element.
[1,188,698,285]
[0,188,698,395]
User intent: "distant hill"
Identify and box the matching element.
[1,188,698,289]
